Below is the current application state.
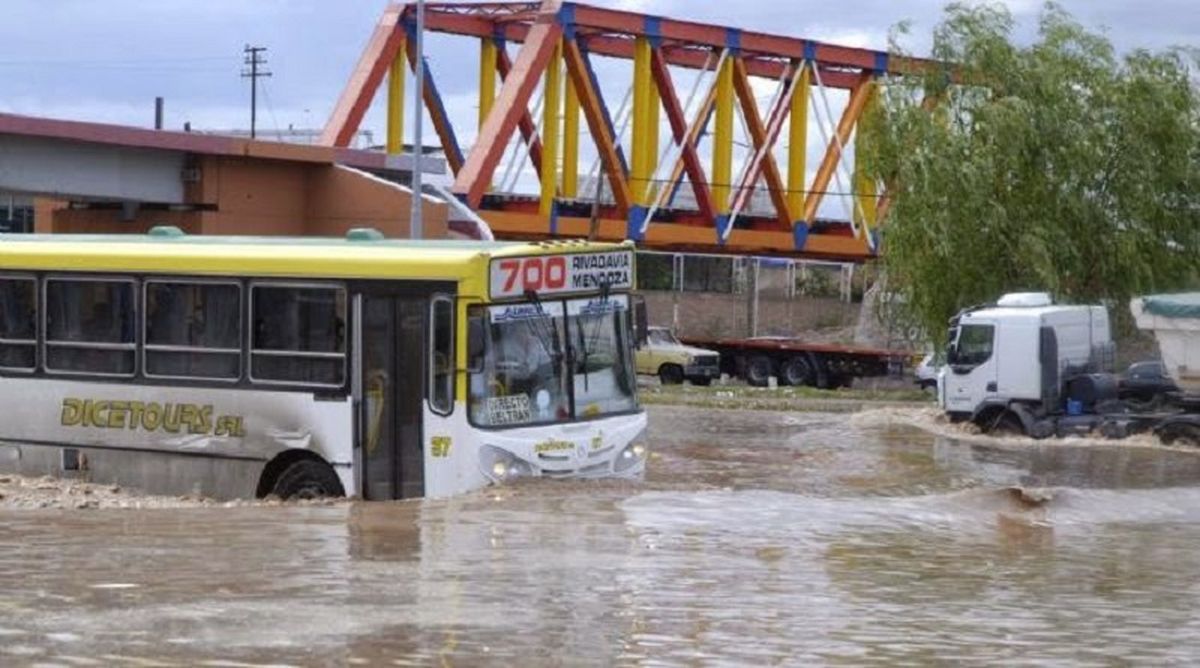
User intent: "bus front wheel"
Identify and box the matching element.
[269,459,344,500]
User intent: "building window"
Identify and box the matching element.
[45,278,137,377]
[250,284,346,388]
[0,276,37,372]
[145,281,242,381]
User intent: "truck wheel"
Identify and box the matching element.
[780,356,814,387]
[807,354,832,389]
[1159,423,1200,446]
[658,364,685,385]
[745,356,773,387]
[988,411,1026,437]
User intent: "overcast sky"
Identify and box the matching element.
[1,1,1193,135]
[1,0,1195,206]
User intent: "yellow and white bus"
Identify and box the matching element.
[0,228,648,500]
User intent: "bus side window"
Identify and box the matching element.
[144,281,242,381]
[250,284,347,388]
[44,277,136,377]
[429,295,454,415]
[0,276,37,372]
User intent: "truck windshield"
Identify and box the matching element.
[949,323,995,368]
[649,329,679,346]
[469,296,637,428]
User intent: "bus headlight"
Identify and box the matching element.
[480,445,534,483]
[614,437,648,473]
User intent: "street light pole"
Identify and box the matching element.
[409,0,426,240]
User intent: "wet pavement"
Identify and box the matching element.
[5,405,1200,665]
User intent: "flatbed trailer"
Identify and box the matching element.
[679,336,915,388]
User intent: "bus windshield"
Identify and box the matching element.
[469,296,637,428]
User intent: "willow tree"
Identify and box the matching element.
[865,2,1200,344]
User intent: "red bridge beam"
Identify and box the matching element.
[320,5,406,147]
[419,2,950,80]
[421,11,872,90]
[454,2,563,207]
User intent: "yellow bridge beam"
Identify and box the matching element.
[787,62,810,222]
[479,38,497,130]
[386,40,407,155]
[631,37,653,205]
[713,56,734,215]
[562,60,580,198]
[853,82,879,231]
[539,41,562,217]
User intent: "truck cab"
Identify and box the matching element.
[940,293,1113,430]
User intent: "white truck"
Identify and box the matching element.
[940,291,1200,443]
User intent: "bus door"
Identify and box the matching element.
[356,291,427,500]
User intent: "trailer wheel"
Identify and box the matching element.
[658,364,685,385]
[780,356,814,387]
[1158,423,1200,446]
[745,356,773,387]
[988,411,1026,437]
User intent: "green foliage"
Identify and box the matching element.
[636,253,674,291]
[795,266,840,298]
[865,2,1200,344]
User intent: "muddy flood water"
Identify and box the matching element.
[6,405,1200,665]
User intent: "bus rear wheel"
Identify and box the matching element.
[270,459,344,500]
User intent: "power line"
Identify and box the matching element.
[259,78,283,140]
[241,45,272,139]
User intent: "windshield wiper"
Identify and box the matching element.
[577,279,613,392]
[522,289,563,366]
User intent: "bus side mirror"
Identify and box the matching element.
[467,316,485,374]
[632,295,649,346]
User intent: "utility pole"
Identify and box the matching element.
[241,45,271,139]
[409,0,426,239]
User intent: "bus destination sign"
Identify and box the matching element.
[490,251,634,300]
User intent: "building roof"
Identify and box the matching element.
[0,112,443,175]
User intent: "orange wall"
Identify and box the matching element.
[306,165,447,238]
[34,200,202,235]
[37,156,446,240]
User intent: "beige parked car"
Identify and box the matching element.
[636,327,722,385]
